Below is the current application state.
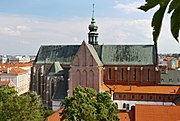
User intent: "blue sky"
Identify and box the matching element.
[0,0,179,55]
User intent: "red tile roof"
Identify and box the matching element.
[48,108,63,121]
[0,80,15,88]
[47,104,180,121]
[118,110,135,121]
[0,80,10,86]
[107,85,180,94]
[48,108,131,121]
[0,67,27,75]
[8,67,27,75]
[0,62,32,68]
[135,104,180,121]
[100,84,110,91]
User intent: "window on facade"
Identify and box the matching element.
[132,95,135,99]
[147,69,150,81]
[33,67,36,74]
[51,82,54,96]
[89,70,94,88]
[41,65,44,76]
[118,69,121,80]
[123,103,126,108]
[46,68,49,72]
[159,96,162,100]
[150,96,152,100]
[114,94,117,98]
[82,70,87,87]
[76,70,81,85]
[116,94,119,98]
[89,55,93,66]
[168,96,171,100]
[121,68,124,80]
[131,105,135,110]
[108,68,112,80]
[123,95,126,98]
[133,68,136,81]
[169,79,172,82]
[141,95,144,99]
[115,103,118,107]
[126,104,130,110]
[76,56,80,66]
[119,94,122,98]
[47,77,50,80]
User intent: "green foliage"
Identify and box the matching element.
[0,87,45,121]
[139,0,180,43]
[0,86,17,101]
[60,86,119,121]
[42,109,54,120]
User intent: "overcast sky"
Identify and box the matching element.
[0,0,179,55]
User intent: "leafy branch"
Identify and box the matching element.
[139,0,180,43]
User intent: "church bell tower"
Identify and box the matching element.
[88,4,99,45]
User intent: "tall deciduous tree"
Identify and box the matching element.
[60,86,119,121]
[0,87,45,121]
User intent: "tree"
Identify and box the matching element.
[60,86,119,121]
[139,0,180,43]
[0,87,45,121]
[139,0,179,65]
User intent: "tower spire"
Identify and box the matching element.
[88,4,99,45]
[92,3,95,19]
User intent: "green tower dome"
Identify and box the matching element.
[88,17,98,31]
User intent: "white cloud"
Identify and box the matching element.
[19,40,30,44]
[97,18,153,44]
[0,27,21,36]
[0,14,179,55]
[114,2,142,13]
[16,25,31,31]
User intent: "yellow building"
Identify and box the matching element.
[167,58,179,69]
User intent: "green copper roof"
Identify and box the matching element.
[48,62,63,76]
[35,44,156,66]
[94,45,156,65]
[88,18,98,31]
[35,45,80,64]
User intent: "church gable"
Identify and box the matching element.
[69,41,103,96]
[71,41,103,67]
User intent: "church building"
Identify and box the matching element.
[31,12,160,110]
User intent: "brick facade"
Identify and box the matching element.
[104,66,160,85]
[69,42,103,96]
